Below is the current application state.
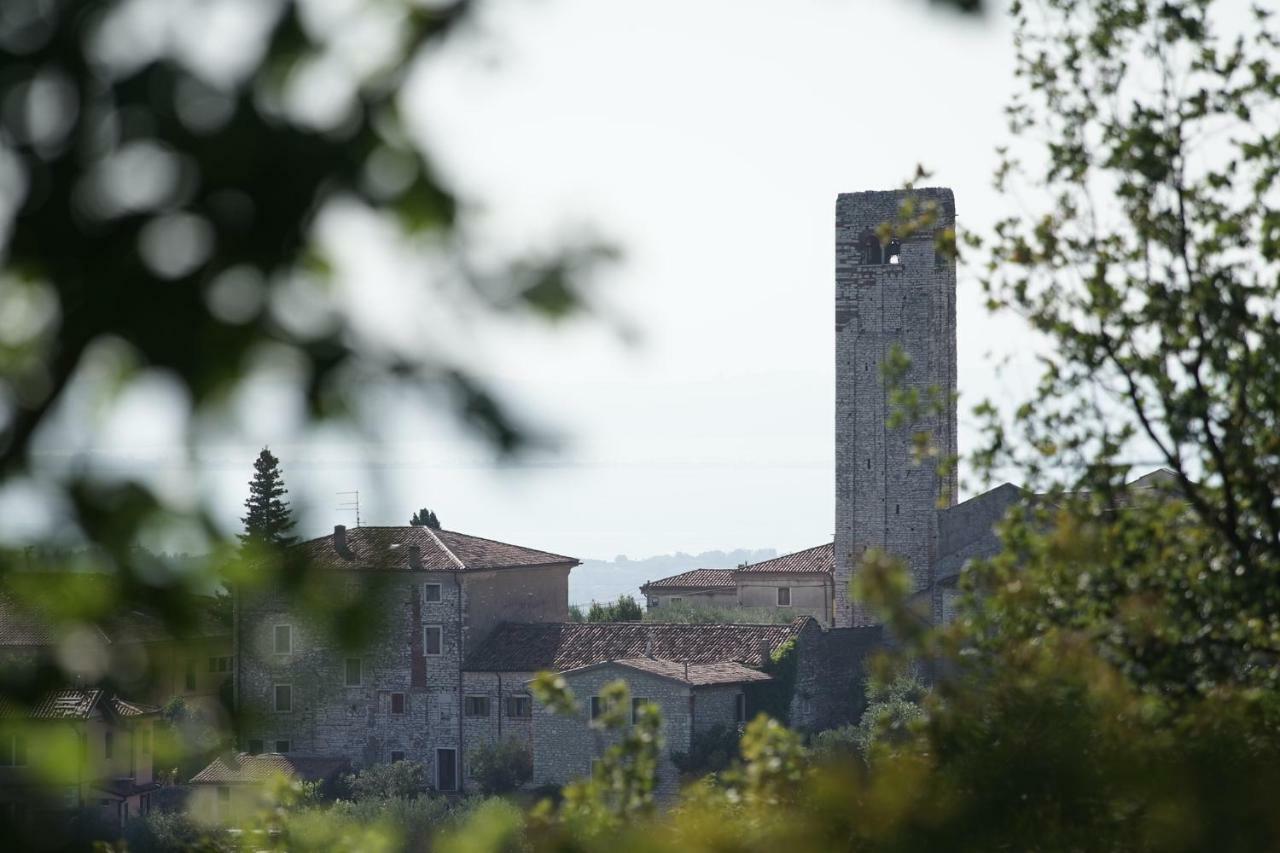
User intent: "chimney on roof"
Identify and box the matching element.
[758,639,771,665]
[407,544,422,570]
[645,633,653,658]
[334,525,347,554]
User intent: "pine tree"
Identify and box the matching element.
[410,508,442,529]
[240,448,297,548]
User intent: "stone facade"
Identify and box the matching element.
[529,663,756,800]
[834,188,959,628]
[235,525,576,792]
[736,573,831,626]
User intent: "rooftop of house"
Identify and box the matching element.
[191,753,350,785]
[640,568,736,592]
[1,688,160,721]
[736,542,834,575]
[465,618,811,672]
[294,525,579,573]
[559,657,775,687]
[640,542,834,593]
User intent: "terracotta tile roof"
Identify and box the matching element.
[7,689,160,720]
[465,618,810,672]
[599,658,774,686]
[293,526,578,573]
[735,542,834,575]
[190,753,350,785]
[640,568,736,592]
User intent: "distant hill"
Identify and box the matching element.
[568,549,778,608]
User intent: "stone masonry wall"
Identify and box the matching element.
[459,670,536,789]
[530,666,692,800]
[790,625,886,732]
[237,571,464,788]
[835,188,958,628]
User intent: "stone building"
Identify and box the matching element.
[834,188,959,629]
[639,569,737,611]
[234,524,577,792]
[642,543,836,626]
[530,658,769,798]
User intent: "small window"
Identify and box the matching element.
[590,696,604,720]
[248,739,263,755]
[464,696,491,717]
[274,625,292,655]
[735,693,747,723]
[670,597,682,605]
[649,598,659,608]
[777,587,792,607]
[423,583,442,603]
[631,697,651,724]
[859,230,882,265]
[104,731,114,760]
[391,693,406,715]
[506,696,532,719]
[274,684,292,713]
[345,658,362,687]
[275,740,290,753]
[424,625,442,656]
[391,750,405,763]
[886,238,902,265]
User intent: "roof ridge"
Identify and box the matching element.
[421,526,466,571]
[435,529,577,564]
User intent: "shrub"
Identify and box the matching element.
[345,760,428,801]
[586,595,643,622]
[671,724,741,777]
[122,811,229,853]
[469,738,533,795]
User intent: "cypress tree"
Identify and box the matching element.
[240,448,297,548]
[410,508,442,529]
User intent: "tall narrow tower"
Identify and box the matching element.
[834,189,958,628]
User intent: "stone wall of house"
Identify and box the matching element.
[645,589,737,611]
[461,565,570,651]
[790,625,885,732]
[735,575,832,626]
[834,188,958,629]
[459,670,536,789]
[692,684,743,734]
[236,572,464,786]
[530,666,692,799]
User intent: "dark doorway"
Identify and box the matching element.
[436,748,458,792]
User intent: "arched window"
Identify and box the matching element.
[886,239,902,265]
[859,230,881,265]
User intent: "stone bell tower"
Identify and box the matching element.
[833,188,958,628]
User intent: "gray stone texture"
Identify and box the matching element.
[835,188,958,628]
[530,665,748,800]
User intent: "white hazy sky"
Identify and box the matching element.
[17,0,1051,561]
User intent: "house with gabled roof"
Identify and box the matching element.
[188,752,349,823]
[641,542,836,626]
[235,523,579,793]
[0,688,160,837]
[529,657,775,797]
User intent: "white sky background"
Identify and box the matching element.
[17,0,1050,561]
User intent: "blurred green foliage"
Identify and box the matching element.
[585,595,643,623]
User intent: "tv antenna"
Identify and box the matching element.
[336,491,361,527]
